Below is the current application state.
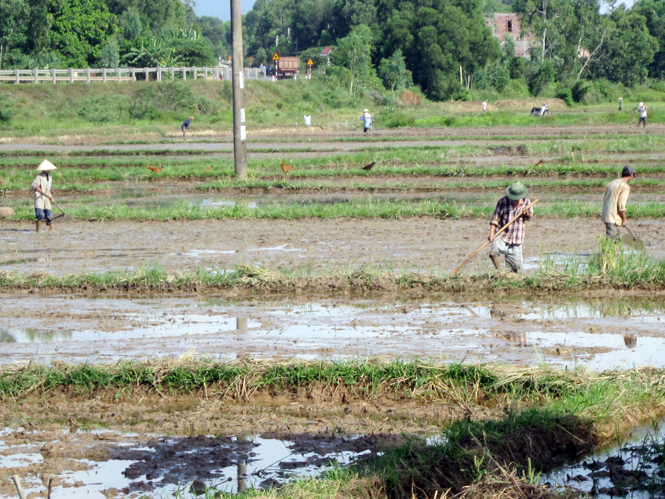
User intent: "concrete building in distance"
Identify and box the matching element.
[485,13,535,58]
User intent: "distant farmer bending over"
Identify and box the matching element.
[182,116,194,139]
[31,159,58,232]
[488,182,534,273]
[601,165,635,240]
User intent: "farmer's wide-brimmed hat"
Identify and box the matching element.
[506,182,528,201]
[363,109,369,113]
[36,159,57,172]
[640,102,644,107]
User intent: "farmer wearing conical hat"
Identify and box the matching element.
[488,182,534,273]
[360,108,373,133]
[31,159,57,232]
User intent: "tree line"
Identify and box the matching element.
[0,0,231,70]
[2,0,665,102]
[244,0,665,101]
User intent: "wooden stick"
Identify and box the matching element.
[449,199,539,277]
[11,475,26,499]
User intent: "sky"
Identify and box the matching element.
[192,0,257,20]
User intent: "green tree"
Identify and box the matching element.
[0,0,29,68]
[633,0,665,77]
[97,36,119,67]
[331,24,373,95]
[119,6,142,40]
[378,48,412,91]
[48,0,117,67]
[589,8,657,86]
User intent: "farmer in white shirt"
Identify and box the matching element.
[638,102,648,127]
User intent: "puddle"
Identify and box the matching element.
[544,420,665,498]
[0,428,392,498]
[2,296,665,369]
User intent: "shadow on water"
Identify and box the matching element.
[544,419,665,499]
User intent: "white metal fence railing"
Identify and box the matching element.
[0,66,271,84]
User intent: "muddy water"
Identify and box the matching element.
[544,420,665,499]
[0,427,395,498]
[1,295,665,370]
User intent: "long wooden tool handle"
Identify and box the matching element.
[449,199,539,277]
[624,225,637,239]
[51,199,66,215]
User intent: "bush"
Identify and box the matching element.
[219,81,233,102]
[0,96,14,123]
[556,88,574,107]
[197,96,218,114]
[382,112,415,128]
[77,94,123,123]
[128,102,161,120]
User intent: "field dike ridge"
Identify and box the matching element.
[3,360,665,499]
[1,246,664,295]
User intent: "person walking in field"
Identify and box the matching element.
[488,182,534,273]
[181,116,194,139]
[31,159,57,232]
[360,109,373,133]
[482,101,488,112]
[638,102,647,127]
[602,165,635,240]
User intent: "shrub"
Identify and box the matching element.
[382,112,415,128]
[556,88,574,107]
[77,95,123,123]
[0,96,14,123]
[197,96,218,115]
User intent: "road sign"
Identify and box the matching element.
[272,52,280,61]
[307,59,314,65]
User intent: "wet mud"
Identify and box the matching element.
[2,218,665,276]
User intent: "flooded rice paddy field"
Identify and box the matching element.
[2,294,664,369]
[3,293,665,497]
[4,126,665,498]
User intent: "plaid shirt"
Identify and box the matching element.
[490,196,533,246]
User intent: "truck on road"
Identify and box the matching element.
[276,57,300,79]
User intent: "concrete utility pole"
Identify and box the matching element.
[231,0,248,178]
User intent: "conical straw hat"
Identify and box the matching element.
[36,159,57,172]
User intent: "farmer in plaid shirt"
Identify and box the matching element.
[488,182,534,273]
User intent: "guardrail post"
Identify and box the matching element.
[193,66,197,80]
[170,67,174,80]
[69,68,74,83]
[14,69,19,84]
[215,66,220,80]
[156,66,161,81]
[181,67,186,81]
[143,67,148,81]
[117,68,121,83]
[34,68,39,84]
[51,68,56,84]
[131,67,136,81]
[86,68,91,84]
[102,67,107,82]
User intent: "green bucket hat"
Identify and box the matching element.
[506,182,528,201]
